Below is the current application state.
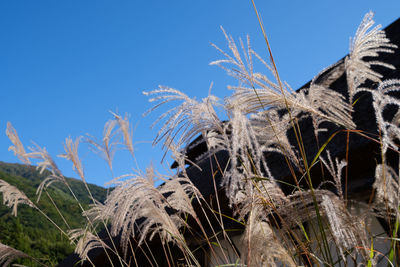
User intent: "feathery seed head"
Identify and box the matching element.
[0,242,29,266]
[6,122,31,165]
[0,179,35,216]
[59,136,85,182]
[68,228,111,263]
[346,11,397,104]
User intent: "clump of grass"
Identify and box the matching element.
[1,11,400,267]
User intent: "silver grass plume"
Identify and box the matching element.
[58,136,85,182]
[373,164,399,214]
[310,59,346,89]
[320,194,368,262]
[320,152,347,199]
[276,190,326,228]
[271,190,369,263]
[237,179,288,223]
[92,169,200,256]
[211,30,355,130]
[0,242,29,267]
[169,142,203,172]
[284,190,324,220]
[68,228,111,263]
[345,11,397,105]
[223,108,273,206]
[25,143,67,202]
[239,187,369,264]
[210,29,283,111]
[159,177,202,220]
[223,109,292,225]
[250,110,299,166]
[111,112,135,157]
[227,84,355,130]
[294,84,355,130]
[281,190,367,242]
[243,205,296,267]
[5,124,69,201]
[0,179,35,216]
[210,28,278,89]
[204,129,227,151]
[6,122,31,165]
[365,79,400,154]
[143,87,222,151]
[83,200,110,228]
[86,118,119,172]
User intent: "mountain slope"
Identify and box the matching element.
[0,161,108,266]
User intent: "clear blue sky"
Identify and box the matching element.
[1,1,400,187]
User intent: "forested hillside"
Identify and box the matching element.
[0,161,108,266]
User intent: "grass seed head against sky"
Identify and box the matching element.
[1,1,400,187]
